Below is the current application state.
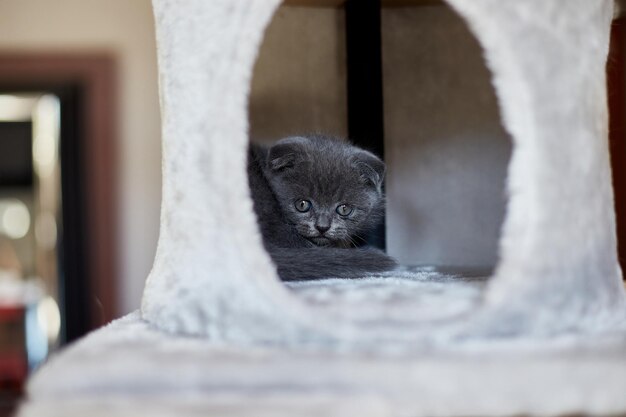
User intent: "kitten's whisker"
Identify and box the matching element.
[346,235,360,248]
[353,234,367,244]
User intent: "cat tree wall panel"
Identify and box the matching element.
[142,0,626,344]
[141,0,340,345]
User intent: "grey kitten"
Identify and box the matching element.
[248,134,397,281]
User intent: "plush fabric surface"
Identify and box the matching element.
[19,273,626,417]
[286,267,487,327]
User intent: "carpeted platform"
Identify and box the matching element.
[18,270,626,417]
[286,267,487,327]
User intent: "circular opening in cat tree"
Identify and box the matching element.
[242,1,515,329]
[249,2,510,279]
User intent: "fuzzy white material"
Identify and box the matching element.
[141,0,626,344]
[18,0,626,415]
[19,304,626,417]
[451,0,626,335]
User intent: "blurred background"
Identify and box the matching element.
[0,0,624,414]
[0,1,160,412]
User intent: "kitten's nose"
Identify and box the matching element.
[316,224,330,234]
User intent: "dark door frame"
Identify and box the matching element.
[0,54,118,340]
[609,18,626,278]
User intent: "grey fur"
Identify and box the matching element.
[248,134,397,281]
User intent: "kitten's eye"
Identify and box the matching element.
[336,204,353,216]
[295,200,312,213]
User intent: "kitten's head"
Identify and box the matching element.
[266,135,385,247]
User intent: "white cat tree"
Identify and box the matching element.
[19,0,626,416]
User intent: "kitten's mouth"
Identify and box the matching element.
[308,236,332,246]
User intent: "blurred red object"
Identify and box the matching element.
[0,306,27,394]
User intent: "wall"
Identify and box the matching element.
[0,0,162,315]
[383,5,511,268]
[250,7,347,142]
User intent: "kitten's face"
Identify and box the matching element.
[266,136,385,247]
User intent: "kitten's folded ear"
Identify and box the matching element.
[267,136,307,172]
[354,150,386,190]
